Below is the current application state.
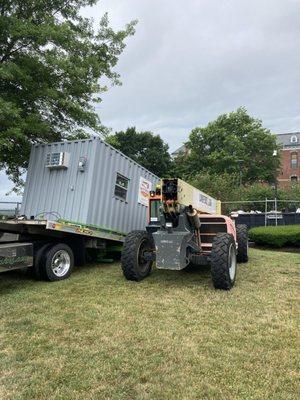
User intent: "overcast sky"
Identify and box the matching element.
[1,0,300,200]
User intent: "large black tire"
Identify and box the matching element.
[121,230,154,281]
[236,224,249,263]
[32,243,53,280]
[211,233,237,290]
[40,243,74,282]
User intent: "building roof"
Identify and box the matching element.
[276,132,300,148]
[171,144,186,156]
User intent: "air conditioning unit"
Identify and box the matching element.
[46,152,69,169]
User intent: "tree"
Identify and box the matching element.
[189,172,300,213]
[189,172,240,202]
[106,127,171,177]
[178,108,280,184]
[0,0,136,190]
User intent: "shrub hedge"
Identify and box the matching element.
[249,225,300,248]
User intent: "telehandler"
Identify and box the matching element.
[121,178,248,290]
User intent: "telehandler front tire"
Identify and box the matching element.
[121,231,154,281]
[211,233,237,290]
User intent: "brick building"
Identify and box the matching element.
[276,132,300,188]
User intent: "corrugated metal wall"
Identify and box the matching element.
[87,140,159,234]
[21,139,97,222]
[21,138,159,234]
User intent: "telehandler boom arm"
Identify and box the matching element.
[160,178,221,215]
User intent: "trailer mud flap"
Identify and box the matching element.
[153,230,193,270]
[0,243,33,273]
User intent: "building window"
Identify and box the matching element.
[291,175,298,185]
[291,135,298,143]
[114,173,129,201]
[291,152,298,169]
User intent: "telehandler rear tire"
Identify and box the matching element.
[211,233,237,290]
[236,224,248,263]
[121,231,154,281]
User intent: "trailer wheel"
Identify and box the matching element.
[41,243,74,281]
[236,224,249,263]
[33,243,53,280]
[211,233,237,290]
[121,231,154,281]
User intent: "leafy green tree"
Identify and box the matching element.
[179,108,280,184]
[189,172,300,213]
[171,151,189,179]
[106,127,171,177]
[189,172,240,202]
[0,0,136,190]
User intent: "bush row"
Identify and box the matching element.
[249,225,300,248]
[187,172,300,213]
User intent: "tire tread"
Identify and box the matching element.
[236,224,248,263]
[121,230,153,281]
[211,233,236,290]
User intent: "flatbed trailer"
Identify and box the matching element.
[0,218,125,280]
[0,137,159,281]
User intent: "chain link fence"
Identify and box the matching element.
[222,199,300,228]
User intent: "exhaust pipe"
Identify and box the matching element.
[186,206,200,229]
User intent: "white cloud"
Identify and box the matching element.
[2,0,300,196]
[82,0,300,150]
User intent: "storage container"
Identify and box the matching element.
[21,137,159,236]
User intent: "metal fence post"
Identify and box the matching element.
[265,198,268,226]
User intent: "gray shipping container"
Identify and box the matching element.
[21,137,159,237]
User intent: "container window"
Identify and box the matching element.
[114,173,129,201]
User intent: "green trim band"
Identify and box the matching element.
[58,219,127,237]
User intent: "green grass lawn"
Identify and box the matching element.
[0,249,299,400]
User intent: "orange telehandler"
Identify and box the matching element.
[121,178,248,290]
